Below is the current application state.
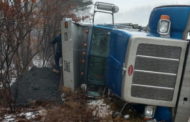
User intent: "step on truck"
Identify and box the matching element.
[61,2,190,122]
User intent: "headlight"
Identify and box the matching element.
[157,15,171,36]
[144,106,156,119]
[159,21,170,33]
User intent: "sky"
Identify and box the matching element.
[92,0,190,26]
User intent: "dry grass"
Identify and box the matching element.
[0,87,145,122]
[44,89,100,122]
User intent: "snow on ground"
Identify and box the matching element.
[32,55,44,68]
[3,114,16,122]
[2,109,47,122]
[88,99,112,118]
[19,112,38,120]
[2,112,36,122]
[32,55,53,68]
[10,78,16,86]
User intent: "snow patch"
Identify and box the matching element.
[10,78,16,86]
[32,55,52,68]
[3,115,16,122]
[19,112,38,120]
[32,56,44,68]
[2,109,47,122]
[88,99,112,118]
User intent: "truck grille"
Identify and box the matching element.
[131,44,181,101]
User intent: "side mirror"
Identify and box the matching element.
[95,2,119,13]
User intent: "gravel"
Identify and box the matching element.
[12,67,62,105]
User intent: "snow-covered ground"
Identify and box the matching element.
[32,55,45,68]
[2,114,16,122]
[2,109,47,122]
[88,99,112,118]
[32,55,53,68]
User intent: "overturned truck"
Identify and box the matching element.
[61,3,190,122]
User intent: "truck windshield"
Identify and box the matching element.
[87,28,111,86]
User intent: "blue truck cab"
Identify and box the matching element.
[61,4,190,122]
[104,5,190,122]
[107,5,190,99]
[89,5,190,121]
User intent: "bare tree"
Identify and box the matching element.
[38,0,92,66]
[0,0,39,111]
[0,0,92,111]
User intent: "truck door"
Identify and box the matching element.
[87,27,111,86]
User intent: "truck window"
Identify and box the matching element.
[87,28,111,86]
[90,28,110,57]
